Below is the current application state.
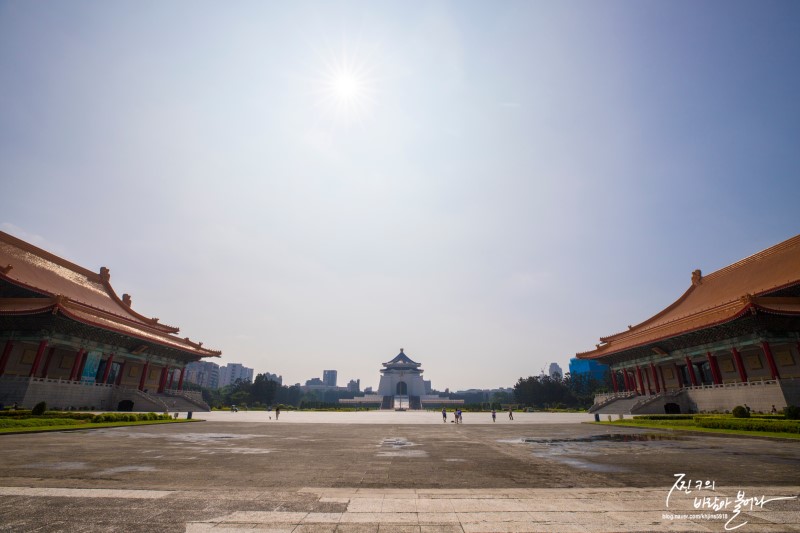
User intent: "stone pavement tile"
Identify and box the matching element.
[456,512,532,523]
[302,513,344,524]
[419,526,463,533]
[746,510,800,523]
[338,513,384,524]
[348,499,384,513]
[218,511,308,523]
[333,524,379,533]
[204,500,284,513]
[415,499,455,513]
[453,499,525,512]
[293,526,338,533]
[278,501,345,513]
[320,498,351,504]
[382,499,417,513]
[557,498,632,512]
[376,513,418,525]
[510,499,568,512]
[376,526,421,533]
[416,512,460,524]
[418,489,474,496]
[603,511,715,532]
[144,507,223,524]
[461,521,582,533]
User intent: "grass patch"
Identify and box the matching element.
[594,418,800,440]
[0,412,198,435]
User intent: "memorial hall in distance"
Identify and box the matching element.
[580,234,800,414]
[340,349,463,410]
[0,231,219,412]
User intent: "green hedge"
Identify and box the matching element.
[0,410,33,418]
[632,414,696,420]
[695,417,800,434]
[90,412,171,423]
[0,418,86,428]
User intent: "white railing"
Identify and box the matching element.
[682,378,779,391]
[161,389,210,411]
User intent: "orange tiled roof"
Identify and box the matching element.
[577,234,800,360]
[0,231,220,357]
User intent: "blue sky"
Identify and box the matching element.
[1,1,799,390]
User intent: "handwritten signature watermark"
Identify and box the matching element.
[665,473,797,531]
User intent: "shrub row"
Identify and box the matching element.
[90,413,172,423]
[694,417,800,434]
[633,414,697,420]
[0,418,86,429]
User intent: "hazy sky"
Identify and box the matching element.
[2,1,799,391]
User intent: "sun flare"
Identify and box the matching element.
[332,72,362,102]
[312,40,379,124]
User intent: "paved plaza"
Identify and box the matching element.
[0,412,798,532]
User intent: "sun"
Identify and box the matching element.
[332,72,362,102]
[311,39,379,124]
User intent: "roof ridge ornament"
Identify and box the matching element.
[122,293,132,307]
[691,269,702,286]
[1,264,12,274]
[99,266,110,282]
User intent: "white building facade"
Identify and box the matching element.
[218,363,254,388]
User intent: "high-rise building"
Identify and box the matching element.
[185,361,220,389]
[548,363,563,379]
[347,379,360,392]
[263,372,282,385]
[322,370,337,387]
[218,363,254,388]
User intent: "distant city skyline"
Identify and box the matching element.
[2,2,799,390]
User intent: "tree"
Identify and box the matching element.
[251,374,279,406]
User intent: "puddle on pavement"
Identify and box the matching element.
[376,437,428,458]
[95,466,156,476]
[499,433,687,473]
[522,433,685,444]
[23,462,88,470]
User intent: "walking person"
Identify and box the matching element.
[456,408,462,424]
[275,406,280,421]
[442,407,447,423]
[491,409,496,422]
[508,407,514,420]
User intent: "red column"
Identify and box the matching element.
[101,354,114,384]
[0,341,13,376]
[611,369,618,393]
[69,349,84,381]
[115,361,126,385]
[177,367,185,391]
[732,348,747,383]
[673,363,684,388]
[684,357,698,386]
[28,340,48,377]
[138,361,150,391]
[706,353,721,384]
[158,366,168,393]
[761,341,780,380]
[167,369,175,390]
[658,366,666,392]
[636,366,645,394]
[40,347,56,378]
[650,363,660,393]
[77,351,88,380]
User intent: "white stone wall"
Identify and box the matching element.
[377,371,426,397]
